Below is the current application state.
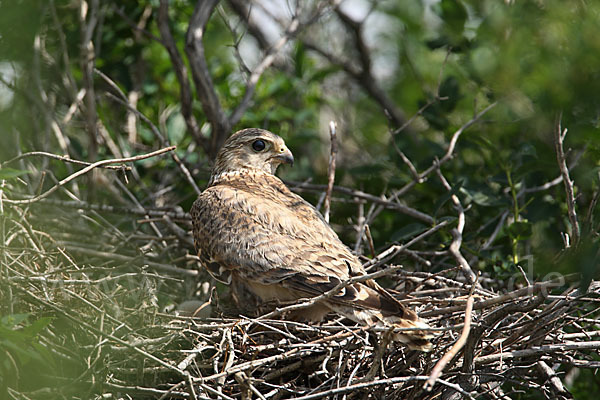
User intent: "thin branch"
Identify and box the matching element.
[536,360,571,398]
[96,70,202,195]
[157,0,205,151]
[393,101,497,200]
[228,17,301,127]
[424,273,479,391]
[2,151,131,171]
[185,0,231,158]
[332,7,407,128]
[474,341,600,365]
[2,146,176,204]
[288,181,434,224]
[436,163,477,282]
[323,121,338,223]
[554,114,580,247]
[292,376,475,400]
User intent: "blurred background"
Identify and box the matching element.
[1,0,599,398]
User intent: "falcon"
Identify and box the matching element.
[191,128,432,351]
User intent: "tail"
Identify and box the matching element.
[385,314,433,352]
[325,280,434,351]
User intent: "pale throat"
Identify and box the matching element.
[209,163,279,186]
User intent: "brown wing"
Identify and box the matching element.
[190,171,363,290]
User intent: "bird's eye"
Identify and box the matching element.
[252,140,266,152]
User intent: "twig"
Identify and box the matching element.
[292,376,475,400]
[436,163,477,282]
[1,151,130,170]
[157,0,204,150]
[2,146,176,204]
[474,341,600,365]
[228,17,301,127]
[323,121,338,223]
[185,0,231,158]
[38,198,189,220]
[554,114,580,247]
[96,69,203,195]
[362,219,450,270]
[332,7,407,128]
[536,360,570,397]
[421,276,574,317]
[63,244,197,276]
[288,181,434,224]
[424,272,479,391]
[390,102,497,201]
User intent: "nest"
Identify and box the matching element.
[2,196,598,400]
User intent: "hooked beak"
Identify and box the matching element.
[273,147,294,166]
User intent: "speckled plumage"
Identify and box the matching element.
[191,128,432,351]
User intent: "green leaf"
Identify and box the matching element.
[439,76,461,112]
[434,179,464,216]
[460,186,504,207]
[0,167,30,180]
[21,317,54,338]
[1,314,30,329]
[440,0,467,38]
[389,223,428,242]
[506,221,533,240]
[167,112,186,145]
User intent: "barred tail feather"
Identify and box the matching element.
[325,281,434,351]
[328,302,434,352]
[387,316,433,352]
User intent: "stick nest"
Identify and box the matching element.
[2,197,598,400]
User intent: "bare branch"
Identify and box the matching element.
[2,151,131,171]
[436,164,477,282]
[185,0,231,158]
[424,273,478,391]
[228,17,301,127]
[333,7,407,128]
[388,101,497,202]
[288,181,434,224]
[96,69,202,195]
[554,114,580,247]
[323,121,338,223]
[157,0,205,151]
[2,146,176,204]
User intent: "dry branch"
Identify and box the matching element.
[157,0,204,150]
[185,0,231,157]
[554,114,580,247]
[2,146,175,204]
[323,121,338,223]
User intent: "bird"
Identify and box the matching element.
[190,128,433,351]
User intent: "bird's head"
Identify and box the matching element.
[211,128,294,182]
